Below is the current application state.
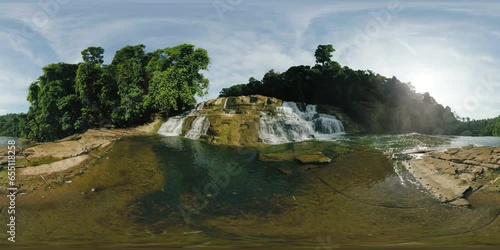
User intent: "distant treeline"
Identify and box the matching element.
[0,44,210,141]
[457,116,500,136]
[219,44,499,136]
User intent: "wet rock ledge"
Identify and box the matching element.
[395,146,500,207]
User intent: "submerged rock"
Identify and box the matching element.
[295,153,332,164]
[259,152,295,162]
[275,167,292,176]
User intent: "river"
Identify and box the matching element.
[1,134,499,249]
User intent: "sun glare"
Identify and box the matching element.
[410,71,436,93]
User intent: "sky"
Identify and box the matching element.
[0,0,499,119]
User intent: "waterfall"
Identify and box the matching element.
[158,99,345,144]
[259,111,314,144]
[185,115,210,139]
[313,114,345,134]
[196,102,205,111]
[158,116,186,136]
[158,101,210,140]
[159,114,210,139]
[259,101,345,144]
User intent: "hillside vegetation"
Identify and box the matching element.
[0,44,210,141]
[220,45,499,135]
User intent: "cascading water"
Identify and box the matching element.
[259,101,345,144]
[158,116,186,136]
[196,102,205,111]
[185,115,210,139]
[259,107,315,144]
[159,102,209,139]
[159,99,345,144]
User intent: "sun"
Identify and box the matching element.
[410,71,436,93]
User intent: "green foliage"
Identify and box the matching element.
[220,44,463,135]
[314,44,335,68]
[4,44,210,141]
[81,46,104,65]
[458,116,500,136]
[75,52,105,128]
[23,63,80,141]
[0,113,24,137]
[110,44,149,126]
[146,44,210,112]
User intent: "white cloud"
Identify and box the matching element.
[0,0,499,120]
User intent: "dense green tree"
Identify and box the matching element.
[81,46,105,65]
[494,121,500,136]
[110,44,149,126]
[314,44,335,68]
[75,46,106,129]
[23,63,79,141]
[219,84,246,97]
[459,116,500,136]
[97,65,119,126]
[0,114,24,137]
[146,44,210,113]
[2,43,210,141]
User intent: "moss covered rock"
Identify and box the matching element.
[295,153,332,164]
[175,95,357,146]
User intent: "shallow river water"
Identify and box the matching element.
[1,134,499,249]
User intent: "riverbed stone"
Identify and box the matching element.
[295,153,332,164]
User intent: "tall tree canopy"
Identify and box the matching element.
[220,44,464,135]
[81,46,105,65]
[75,46,105,129]
[314,44,335,68]
[4,43,210,141]
[146,44,210,113]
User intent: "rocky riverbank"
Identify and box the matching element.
[395,146,500,207]
[0,119,162,194]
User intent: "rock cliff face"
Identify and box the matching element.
[159,95,359,146]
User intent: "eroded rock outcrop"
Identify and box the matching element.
[398,146,500,206]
